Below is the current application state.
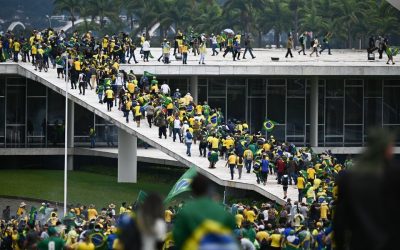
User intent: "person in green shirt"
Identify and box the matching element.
[37,227,65,250]
[173,175,238,250]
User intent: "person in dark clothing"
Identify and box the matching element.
[2,205,10,221]
[276,157,286,184]
[242,35,255,59]
[334,129,399,250]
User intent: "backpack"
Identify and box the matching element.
[237,157,243,165]
[282,174,289,186]
[186,133,193,140]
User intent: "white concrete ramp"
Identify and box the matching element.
[3,63,299,204]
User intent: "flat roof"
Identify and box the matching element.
[119,48,400,76]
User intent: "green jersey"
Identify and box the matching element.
[37,236,65,250]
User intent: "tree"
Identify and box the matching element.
[87,0,120,29]
[264,0,291,48]
[53,0,82,28]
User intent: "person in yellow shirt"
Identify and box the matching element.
[320,201,329,220]
[13,40,21,62]
[165,207,174,226]
[307,167,316,184]
[207,135,219,151]
[134,103,141,127]
[181,42,189,64]
[236,155,244,179]
[297,175,305,202]
[87,205,98,221]
[269,229,283,249]
[225,152,237,180]
[119,202,127,214]
[77,233,95,250]
[245,208,256,223]
[235,212,244,228]
[243,148,253,173]
[125,98,133,123]
[256,228,269,246]
[105,87,114,111]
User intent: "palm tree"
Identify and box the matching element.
[264,0,291,48]
[53,0,82,28]
[222,0,265,34]
[288,0,304,46]
[87,0,120,29]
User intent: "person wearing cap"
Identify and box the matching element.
[16,202,26,218]
[37,227,65,250]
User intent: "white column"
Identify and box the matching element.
[118,128,137,183]
[67,100,74,171]
[310,77,319,147]
[190,75,198,104]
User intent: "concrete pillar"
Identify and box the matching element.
[190,75,198,104]
[118,128,137,183]
[67,100,74,171]
[310,77,319,147]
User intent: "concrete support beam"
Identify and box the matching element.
[310,77,319,147]
[67,100,74,170]
[118,128,137,183]
[190,75,198,104]
[386,0,400,10]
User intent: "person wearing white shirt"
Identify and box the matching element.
[173,117,182,142]
[160,81,170,95]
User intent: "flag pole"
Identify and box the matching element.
[64,53,69,216]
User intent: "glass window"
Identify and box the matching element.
[318,125,325,145]
[364,98,382,134]
[383,125,400,146]
[248,79,265,97]
[345,87,363,124]
[346,79,362,86]
[7,77,25,86]
[326,79,344,97]
[47,123,65,147]
[0,76,5,96]
[48,90,65,124]
[208,98,226,121]
[249,98,265,133]
[6,86,26,124]
[95,115,112,125]
[287,98,305,136]
[227,86,246,122]
[384,79,400,86]
[74,103,94,136]
[198,85,207,104]
[268,124,285,142]
[325,98,343,135]
[383,87,400,124]
[287,79,305,97]
[286,137,305,144]
[325,136,343,147]
[268,79,285,86]
[227,78,245,86]
[318,86,325,124]
[344,125,362,145]
[27,79,46,96]
[267,86,285,124]
[6,126,25,147]
[208,78,226,96]
[0,98,4,137]
[168,78,189,94]
[27,98,46,136]
[364,79,382,97]
[199,79,208,85]
[95,124,116,145]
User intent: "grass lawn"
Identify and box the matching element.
[0,169,178,209]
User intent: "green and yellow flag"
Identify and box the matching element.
[164,167,197,204]
[263,119,276,132]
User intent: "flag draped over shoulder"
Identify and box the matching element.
[263,119,276,132]
[164,167,197,204]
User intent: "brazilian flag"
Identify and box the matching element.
[144,71,155,78]
[136,190,148,206]
[208,114,218,127]
[263,120,276,132]
[164,167,197,204]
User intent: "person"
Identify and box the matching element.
[12,39,21,62]
[78,71,86,95]
[236,154,244,179]
[310,38,319,57]
[127,37,139,64]
[105,87,114,112]
[185,129,193,157]
[243,147,253,173]
[142,38,151,62]
[2,205,10,221]
[89,126,96,148]
[181,41,189,65]
[233,37,241,61]
[157,113,168,139]
[162,41,171,64]
[210,34,219,56]
[386,45,396,65]
[243,34,255,59]
[37,227,65,250]
[285,36,294,58]
[173,116,182,142]
[198,41,206,65]
[17,202,27,218]
[260,155,269,185]
[146,102,155,128]
[297,174,305,202]
[269,229,283,250]
[173,175,238,250]
[282,171,289,199]
[124,97,132,123]
[298,32,307,55]
[160,81,170,95]
[226,152,237,180]
[319,32,332,55]
[133,103,141,127]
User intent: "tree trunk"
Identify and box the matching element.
[258,30,262,48]
[293,10,299,47]
[159,25,164,44]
